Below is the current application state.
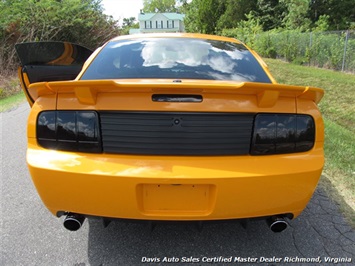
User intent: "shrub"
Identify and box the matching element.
[253,30,355,73]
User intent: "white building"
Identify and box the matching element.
[130,12,185,34]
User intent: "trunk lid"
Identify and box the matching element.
[15,42,92,106]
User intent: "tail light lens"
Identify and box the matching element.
[37,111,102,153]
[251,114,315,155]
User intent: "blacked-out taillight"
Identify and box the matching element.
[37,111,102,153]
[251,114,315,155]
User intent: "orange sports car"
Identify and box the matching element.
[16,33,324,232]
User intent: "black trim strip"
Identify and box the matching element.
[152,94,203,103]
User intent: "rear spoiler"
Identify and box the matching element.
[27,80,324,107]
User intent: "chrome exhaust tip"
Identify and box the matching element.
[63,213,85,231]
[268,216,288,233]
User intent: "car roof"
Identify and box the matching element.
[109,33,243,45]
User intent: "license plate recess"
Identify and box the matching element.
[138,184,214,216]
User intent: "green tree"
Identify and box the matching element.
[122,17,137,28]
[216,0,257,32]
[184,0,226,34]
[121,17,139,35]
[221,12,263,47]
[280,0,311,31]
[309,0,355,30]
[184,0,259,34]
[313,14,330,32]
[255,0,287,31]
[143,0,177,13]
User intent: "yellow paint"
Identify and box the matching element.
[27,138,323,220]
[138,184,216,216]
[17,67,34,106]
[20,33,325,221]
[74,86,97,105]
[257,90,280,107]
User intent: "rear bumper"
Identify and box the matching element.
[27,139,324,221]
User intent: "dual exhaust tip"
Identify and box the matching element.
[63,213,288,233]
[63,213,85,231]
[268,216,288,233]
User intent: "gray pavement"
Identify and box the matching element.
[1,103,354,266]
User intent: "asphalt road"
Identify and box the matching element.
[1,103,354,266]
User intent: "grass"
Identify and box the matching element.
[265,59,355,130]
[265,59,355,225]
[0,91,26,112]
[0,74,22,98]
[0,73,26,112]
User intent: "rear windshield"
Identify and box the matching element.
[81,38,271,83]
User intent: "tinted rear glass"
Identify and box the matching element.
[81,38,271,83]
